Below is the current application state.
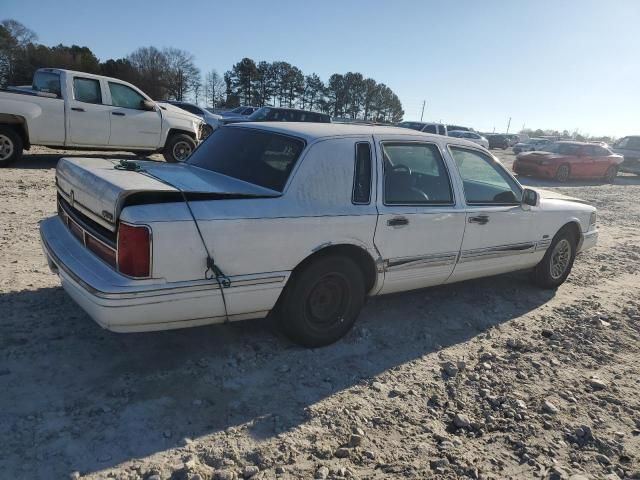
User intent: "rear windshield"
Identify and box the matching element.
[32,71,62,97]
[187,127,305,192]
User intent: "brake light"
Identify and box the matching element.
[117,222,151,278]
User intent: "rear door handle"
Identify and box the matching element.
[112,112,126,116]
[71,107,85,112]
[468,215,490,225]
[387,216,409,227]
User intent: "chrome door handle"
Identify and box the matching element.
[71,107,85,112]
[468,215,489,225]
[112,112,126,116]
[387,216,409,227]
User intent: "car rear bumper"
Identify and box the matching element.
[40,216,287,332]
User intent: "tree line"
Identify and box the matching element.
[0,19,403,122]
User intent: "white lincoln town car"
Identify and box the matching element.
[40,123,598,347]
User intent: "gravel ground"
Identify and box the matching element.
[1,146,639,480]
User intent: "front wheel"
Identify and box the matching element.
[278,255,365,348]
[604,165,618,183]
[0,127,23,167]
[163,134,196,163]
[531,227,577,289]
[555,164,570,182]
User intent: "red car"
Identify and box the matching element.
[513,141,623,183]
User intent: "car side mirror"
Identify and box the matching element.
[522,188,539,207]
[141,99,156,111]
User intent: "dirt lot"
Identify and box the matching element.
[1,146,640,480]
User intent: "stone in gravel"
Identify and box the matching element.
[352,426,365,436]
[335,447,350,458]
[371,382,384,392]
[363,450,375,459]
[315,466,329,479]
[430,458,450,469]
[147,476,161,480]
[275,466,286,474]
[441,361,458,377]
[595,453,611,465]
[589,378,608,390]
[481,362,492,370]
[515,399,527,410]
[348,434,363,447]
[542,400,559,414]
[243,465,259,478]
[453,413,471,428]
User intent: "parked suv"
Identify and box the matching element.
[612,136,640,174]
[486,134,510,150]
[397,121,447,136]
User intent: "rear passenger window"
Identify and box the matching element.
[73,78,102,104]
[382,143,453,205]
[353,143,372,204]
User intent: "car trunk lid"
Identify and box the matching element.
[56,157,280,231]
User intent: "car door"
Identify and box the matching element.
[67,76,110,146]
[106,81,162,148]
[373,137,467,294]
[571,145,597,177]
[446,145,543,283]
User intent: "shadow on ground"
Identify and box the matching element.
[0,271,555,477]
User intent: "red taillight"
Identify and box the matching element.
[117,222,151,278]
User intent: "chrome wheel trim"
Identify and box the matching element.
[550,239,571,280]
[0,134,14,161]
[172,141,193,162]
[556,165,569,182]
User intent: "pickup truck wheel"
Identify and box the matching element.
[0,127,23,167]
[531,227,577,289]
[163,134,196,163]
[278,255,365,348]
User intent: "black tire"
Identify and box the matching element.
[604,165,618,183]
[278,255,365,348]
[163,133,196,163]
[0,127,23,167]
[531,227,577,289]
[555,164,570,182]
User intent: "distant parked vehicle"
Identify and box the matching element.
[513,141,623,183]
[219,106,258,118]
[163,100,220,134]
[512,138,551,154]
[448,130,489,148]
[612,136,640,175]
[446,124,472,132]
[396,121,447,135]
[0,68,206,166]
[220,107,331,125]
[507,134,521,146]
[486,134,510,150]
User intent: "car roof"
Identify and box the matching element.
[228,122,487,149]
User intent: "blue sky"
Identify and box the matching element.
[3,0,639,137]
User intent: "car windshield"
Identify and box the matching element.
[541,143,581,155]
[248,107,271,121]
[187,127,305,192]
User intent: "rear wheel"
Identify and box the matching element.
[278,255,365,348]
[163,133,196,163]
[604,165,618,183]
[0,127,23,167]
[531,227,577,289]
[555,164,570,182]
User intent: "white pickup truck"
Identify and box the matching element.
[0,68,207,166]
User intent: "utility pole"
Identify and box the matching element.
[420,100,426,121]
[506,116,512,134]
